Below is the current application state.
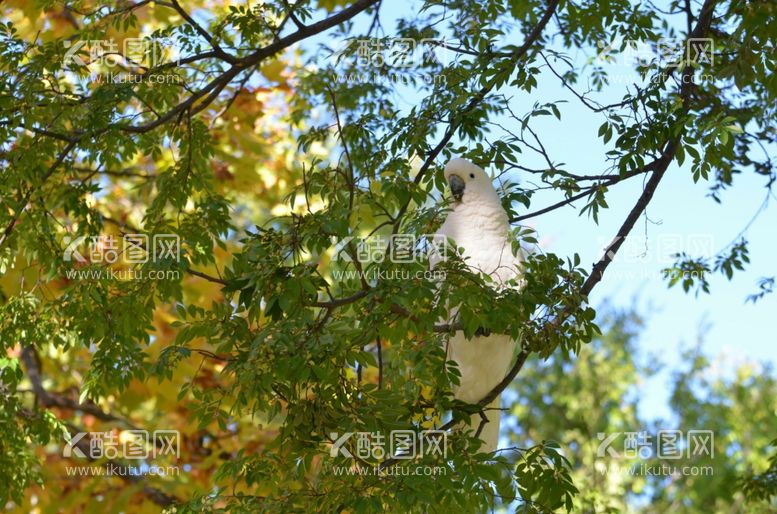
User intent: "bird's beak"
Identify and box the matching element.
[448,174,465,201]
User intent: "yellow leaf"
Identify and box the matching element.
[261,59,286,83]
[317,0,353,13]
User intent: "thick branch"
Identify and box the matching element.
[381,0,719,471]
[19,346,179,506]
[35,0,380,139]
[20,347,127,422]
[471,0,719,450]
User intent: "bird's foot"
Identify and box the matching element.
[474,326,491,337]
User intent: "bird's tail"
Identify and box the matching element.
[463,394,502,454]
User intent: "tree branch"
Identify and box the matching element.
[381,0,719,470]
[510,161,658,222]
[19,346,180,506]
[168,0,234,63]
[0,139,77,250]
[389,0,560,239]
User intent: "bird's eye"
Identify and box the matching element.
[469,173,475,179]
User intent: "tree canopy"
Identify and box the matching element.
[0,0,775,512]
[510,308,777,512]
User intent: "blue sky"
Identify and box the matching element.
[336,0,777,422]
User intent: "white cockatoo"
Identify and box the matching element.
[434,157,522,453]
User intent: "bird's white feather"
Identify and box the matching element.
[435,158,523,453]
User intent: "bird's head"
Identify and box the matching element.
[443,157,500,205]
